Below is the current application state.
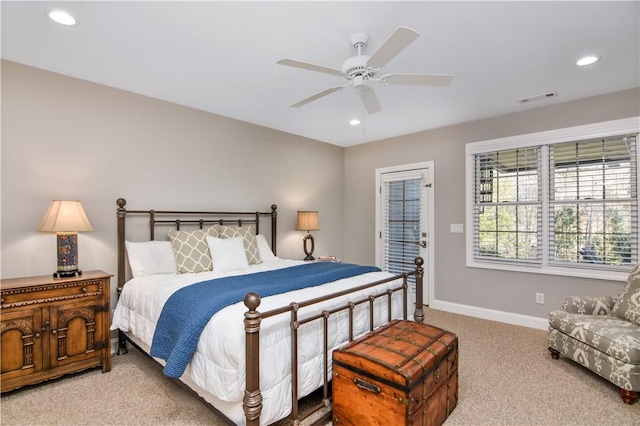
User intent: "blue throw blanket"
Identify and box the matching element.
[150,262,381,378]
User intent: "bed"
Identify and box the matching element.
[110,198,425,425]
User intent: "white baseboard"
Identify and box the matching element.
[428,299,549,330]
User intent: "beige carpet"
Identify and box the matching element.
[1,308,639,425]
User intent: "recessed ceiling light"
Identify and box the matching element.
[576,55,599,66]
[48,10,77,26]
[349,119,360,126]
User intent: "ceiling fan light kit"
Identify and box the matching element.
[277,26,453,115]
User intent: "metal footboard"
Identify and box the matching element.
[243,257,425,425]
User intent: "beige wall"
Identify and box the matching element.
[3,59,640,325]
[344,87,640,320]
[1,61,345,290]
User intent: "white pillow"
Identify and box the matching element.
[256,234,276,262]
[219,225,261,265]
[125,240,177,277]
[206,236,249,272]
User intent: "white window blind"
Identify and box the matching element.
[473,147,543,264]
[470,129,639,273]
[381,171,424,289]
[549,135,637,268]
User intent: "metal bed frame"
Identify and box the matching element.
[114,198,424,425]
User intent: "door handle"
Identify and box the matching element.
[407,241,427,248]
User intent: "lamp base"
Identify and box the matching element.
[303,233,316,261]
[53,270,82,279]
[54,232,81,279]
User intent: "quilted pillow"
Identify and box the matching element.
[219,225,261,265]
[168,226,219,273]
[612,264,640,325]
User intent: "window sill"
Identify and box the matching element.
[466,260,630,282]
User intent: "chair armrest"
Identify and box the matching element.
[562,296,616,315]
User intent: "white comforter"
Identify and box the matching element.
[111,258,413,425]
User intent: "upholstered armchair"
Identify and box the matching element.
[548,266,640,405]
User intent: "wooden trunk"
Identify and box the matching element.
[332,320,458,426]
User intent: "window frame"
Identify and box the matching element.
[465,117,640,281]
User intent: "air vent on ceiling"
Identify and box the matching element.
[518,92,558,104]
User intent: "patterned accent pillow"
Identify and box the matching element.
[168,226,219,273]
[612,264,640,325]
[219,225,261,265]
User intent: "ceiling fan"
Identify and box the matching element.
[277,26,453,115]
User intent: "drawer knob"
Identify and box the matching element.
[35,332,41,338]
[81,287,88,293]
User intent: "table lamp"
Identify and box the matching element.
[296,211,319,261]
[38,200,94,278]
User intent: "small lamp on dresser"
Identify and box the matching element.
[38,200,94,278]
[296,210,319,261]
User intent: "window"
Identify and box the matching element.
[473,147,542,264]
[466,117,640,280]
[383,176,422,279]
[549,136,636,267]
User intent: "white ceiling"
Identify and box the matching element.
[2,1,639,147]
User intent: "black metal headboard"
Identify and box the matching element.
[115,198,277,291]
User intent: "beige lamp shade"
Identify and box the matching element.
[38,200,94,233]
[296,211,319,232]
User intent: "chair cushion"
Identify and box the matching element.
[549,310,640,363]
[562,295,615,315]
[612,264,640,325]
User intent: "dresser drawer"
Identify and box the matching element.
[1,279,105,308]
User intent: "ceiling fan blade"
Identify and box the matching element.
[383,73,454,86]
[291,86,345,108]
[367,26,419,69]
[359,87,382,114]
[277,59,342,76]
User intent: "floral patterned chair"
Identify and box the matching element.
[548,265,640,404]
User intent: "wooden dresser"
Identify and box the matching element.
[1,270,112,392]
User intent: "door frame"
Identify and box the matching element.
[375,161,435,306]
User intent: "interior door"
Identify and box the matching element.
[376,162,432,306]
